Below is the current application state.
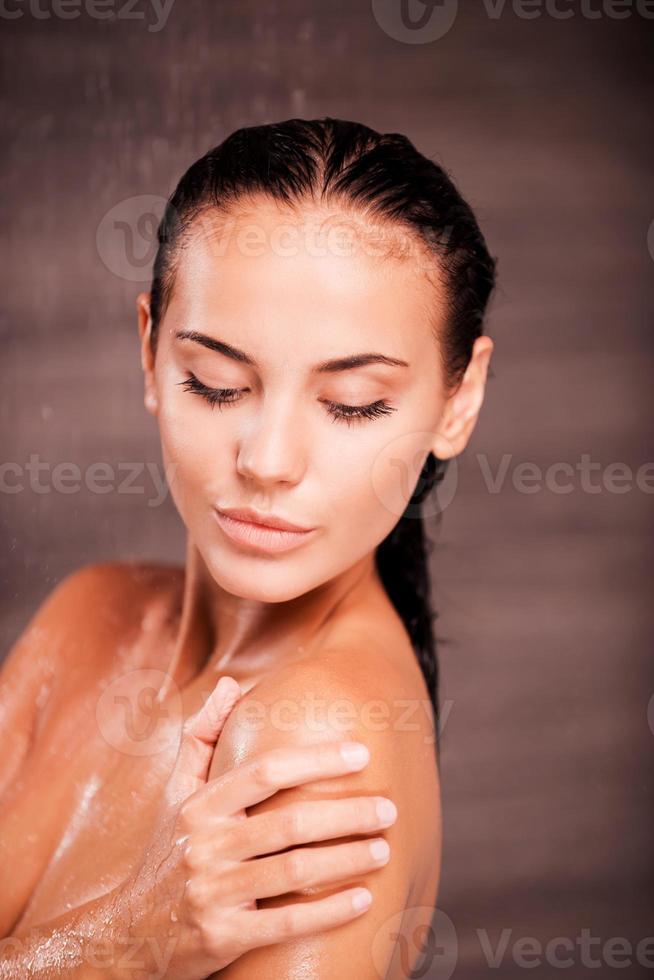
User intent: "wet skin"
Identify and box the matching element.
[0,560,441,978]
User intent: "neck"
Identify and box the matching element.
[157,536,379,701]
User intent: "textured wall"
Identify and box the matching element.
[1,2,653,976]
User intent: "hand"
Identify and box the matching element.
[116,675,397,980]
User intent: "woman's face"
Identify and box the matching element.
[139,199,467,602]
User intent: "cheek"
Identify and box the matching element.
[156,399,228,517]
[320,427,432,546]
[372,429,435,522]
[331,428,434,537]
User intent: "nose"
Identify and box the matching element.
[235,398,307,486]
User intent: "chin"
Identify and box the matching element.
[201,547,320,604]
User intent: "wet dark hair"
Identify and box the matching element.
[148,117,497,761]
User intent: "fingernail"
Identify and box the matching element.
[352,888,373,911]
[340,742,370,768]
[216,676,240,697]
[369,839,390,862]
[375,799,397,824]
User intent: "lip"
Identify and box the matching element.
[217,506,315,532]
[214,507,318,554]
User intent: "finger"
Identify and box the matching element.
[215,837,391,905]
[205,740,371,816]
[234,886,374,948]
[168,676,242,801]
[206,796,398,860]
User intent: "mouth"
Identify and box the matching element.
[213,507,318,555]
[217,506,315,533]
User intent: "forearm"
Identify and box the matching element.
[0,883,176,980]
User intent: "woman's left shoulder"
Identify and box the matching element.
[224,612,438,774]
[212,621,441,898]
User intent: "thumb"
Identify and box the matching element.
[168,675,242,802]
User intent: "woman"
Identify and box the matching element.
[0,117,496,977]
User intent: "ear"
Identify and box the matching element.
[136,291,159,417]
[431,335,494,460]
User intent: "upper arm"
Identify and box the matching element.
[0,563,106,799]
[207,656,430,979]
[0,563,128,937]
[0,560,169,798]
[0,561,170,938]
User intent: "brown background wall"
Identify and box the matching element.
[1,2,653,976]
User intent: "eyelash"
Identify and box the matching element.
[177,373,396,426]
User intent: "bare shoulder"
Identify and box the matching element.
[8,559,182,625]
[1,558,184,678]
[212,623,441,883]
[36,559,183,623]
[3,559,184,674]
[0,560,184,789]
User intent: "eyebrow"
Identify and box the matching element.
[175,330,410,373]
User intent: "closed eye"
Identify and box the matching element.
[177,373,397,426]
[177,374,241,408]
[319,398,396,425]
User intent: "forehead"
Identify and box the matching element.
[168,198,444,336]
